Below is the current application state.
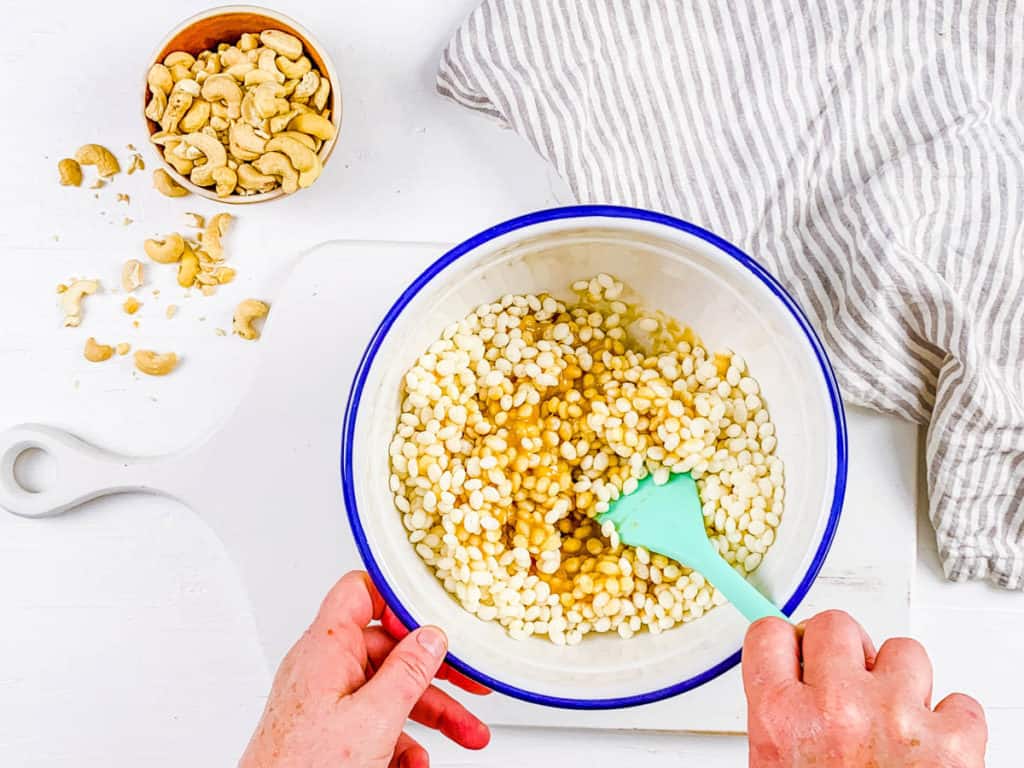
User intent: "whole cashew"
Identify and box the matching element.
[153,168,190,198]
[253,81,286,119]
[239,33,260,52]
[228,122,266,160]
[225,62,255,80]
[288,112,335,141]
[84,337,114,363]
[260,30,303,60]
[244,69,279,87]
[201,75,243,120]
[177,249,199,287]
[293,70,319,101]
[134,350,178,376]
[213,166,237,197]
[237,162,278,192]
[75,144,120,177]
[169,63,193,82]
[179,99,212,133]
[145,86,168,122]
[265,135,321,187]
[58,158,82,186]
[220,46,248,68]
[233,298,270,340]
[269,108,300,134]
[60,279,100,327]
[183,132,228,186]
[252,151,298,194]
[160,88,194,132]
[148,63,174,94]
[164,152,194,176]
[273,131,316,150]
[312,77,331,112]
[277,55,311,80]
[164,51,195,67]
[200,213,232,260]
[144,233,185,264]
[257,47,281,76]
[121,259,144,291]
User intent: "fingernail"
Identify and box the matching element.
[416,626,447,658]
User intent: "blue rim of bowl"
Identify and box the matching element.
[341,204,848,710]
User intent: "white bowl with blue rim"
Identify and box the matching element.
[341,205,846,708]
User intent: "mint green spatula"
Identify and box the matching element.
[596,472,787,623]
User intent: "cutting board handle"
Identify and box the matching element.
[0,424,182,518]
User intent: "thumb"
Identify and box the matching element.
[354,625,448,734]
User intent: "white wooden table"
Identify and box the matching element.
[2,1,1021,764]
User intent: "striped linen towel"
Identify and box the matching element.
[437,1,1024,588]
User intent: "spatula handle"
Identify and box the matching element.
[685,549,788,623]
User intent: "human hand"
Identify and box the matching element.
[240,571,491,768]
[743,610,986,767]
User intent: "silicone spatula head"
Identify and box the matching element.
[596,472,787,623]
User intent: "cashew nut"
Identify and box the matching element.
[122,296,141,315]
[148,63,174,94]
[228,121,266,160]
[58,158,82,186]
[174,78,202,98]
[253,81,286,119]
[169,63,193,82]
[252,151,298,194]
[265,135,321,188]
[269,108,301,134]
[273,131,316,150]
[201,75,243,120]
[116,343,131,356]
[312,77,331,112]
[288,112,336,141]
[237,162,277,192]
[215,266,236,284]
[243,69,279,88]
[179,99,211,133]
[164,152,193,176]
[257,47,281,75]
[233,298,270,340]
[84,337,114,363]
[276,55,311,80]
[293,70,320,101]
[160,88,193,132]
[164,51,195,67]
[260,30,303,60]
[144,233,185,264]
[153,168,190,198]
[177,249,199,287]
[134,349,178,376]
[75,144,120,177]
[184,212,205,229]
[213,166,237,197]
[145,86,168,123]
[239,33,260,52]
[225,62,255,80]
[121,259,144,291]
[200,213,232,260]
[220,46,247,68]
[60,279,99,327]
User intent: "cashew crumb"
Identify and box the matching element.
[166,304,178,319]
[121,260,144,292]
[184,212,205,229]
[127,154,145,174]
[123,297,142,315]
[90,179,106,190]
[117,193,130,204]
[201,285,217,296]
[116,343,131,356]
[214,328,227,336]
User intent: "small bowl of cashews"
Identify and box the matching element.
[144,6,341,202]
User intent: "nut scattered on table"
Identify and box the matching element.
[75,144,120,178]
[60,279,100,327]
[232,298,269,340]
[58,158,82,186]
[134,349,178,376]
[121,260,145,292]
[116,342,131,356]
[123,296,142,315]
[83,337,114,363]
[146,29,335,197]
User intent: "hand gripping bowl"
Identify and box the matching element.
[341,205,847,709]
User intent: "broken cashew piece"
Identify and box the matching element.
[260,30,303,60]
[253,151,298,194]
[144,233,186,264]
[84,337,114,363]
[184,212,205,229]
[116,343,131,356]
[177,249,200,287]
[58,158,82,186]
[121,259,144,291]
[75,144,120,177]
[233,299,270,340]
[153,168,190,197]
[61,279,100,327]
[134,350,178,376]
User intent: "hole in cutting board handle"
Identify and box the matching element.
[13,447,57,494]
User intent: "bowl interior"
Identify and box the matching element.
[347,213,841,704]
[145,7,341,204]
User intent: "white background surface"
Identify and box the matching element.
[2,0,1022,765]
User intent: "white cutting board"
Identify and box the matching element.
[0,240,915,733]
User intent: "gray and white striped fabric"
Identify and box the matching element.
[437,1,1024,588]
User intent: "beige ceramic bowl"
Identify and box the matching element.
[144,5,342,204]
